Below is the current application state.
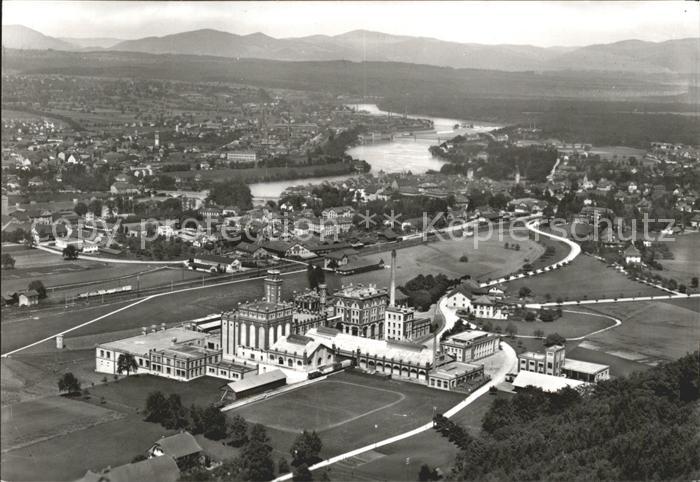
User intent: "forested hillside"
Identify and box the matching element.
[447,352,700,481]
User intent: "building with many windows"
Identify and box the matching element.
[330,284,389,339]
[221,270,295,360]
[384,305,431,342]
[440,330,500,362]
[95,325,254,382]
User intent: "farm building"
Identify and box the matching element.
[80,454,179,482]
[148,432,203,467]
[18,290,39,307]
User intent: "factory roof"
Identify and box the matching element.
[306,327,433,366]
[99,327,209,356]
[512,371,586,392]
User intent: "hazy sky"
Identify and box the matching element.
[3,1,699,46]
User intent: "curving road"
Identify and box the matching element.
[272,341,517,482]
[479,218,581,288]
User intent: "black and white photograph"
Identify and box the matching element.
[1,1,699,481]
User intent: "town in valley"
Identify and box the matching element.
[1,2,699,482]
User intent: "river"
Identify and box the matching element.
[249,104,501,199]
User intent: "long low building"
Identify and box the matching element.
[222,369,287,401]
[96,325,255,382]
[306,326,433,382]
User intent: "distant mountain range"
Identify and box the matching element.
[2,24,698,73]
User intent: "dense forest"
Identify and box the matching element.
[445,352,700,481]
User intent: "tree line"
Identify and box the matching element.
[444,352,700,481]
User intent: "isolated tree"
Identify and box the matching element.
[518,286,532,298]
[62,244,79,260]
[544,333,566,347]
[524,311,536,322]
[691,277,698,289]
[58,372,81,395]
[28,280,47,299]
[290,430,323,466]
[145,391,168,423]
[533,329,545,338]
[505,323,518,337]
[74,202,88,217]
[116,353,138,376]
[1,253,16,269]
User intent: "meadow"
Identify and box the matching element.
[506,254,666,301]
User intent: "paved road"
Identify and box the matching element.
[512,309,622,341]
[525,292,700,309]
[479,218,581,288]
[272,341,517,482]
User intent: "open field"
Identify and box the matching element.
[506,254,667,301]
[582,297,700,364]
[658,233,700,288]
[1,375,234,481]
[86,374,226,410]
[0,270,308,354]
[1,245,101,270]
[481,308,616,338]
[229,370,464,461]
[343,233,544,288]
[1,412,174,481]
[236,380,405,433]
[1,349,101,406]
[326,390,513,481]
[565,344,651,378]
[1,396,123,453]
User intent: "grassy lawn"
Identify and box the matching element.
[0,270,308,354]
[506,254,666,302]
[229,370,465,461]
[341,234,543,289]
[582,298,700,363]
[87,375,227,411]
[565,344,651,378]
[326,391,513,481]
[480,308,616,338]
[237,380,405,433]
[1,413,173,482]
[658,233,700,289]
[1,396,123,452]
